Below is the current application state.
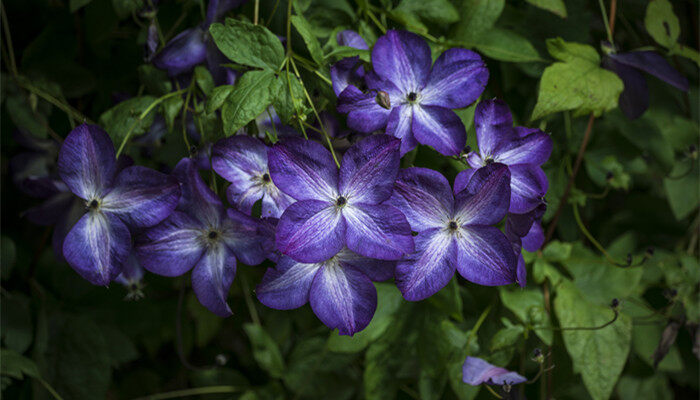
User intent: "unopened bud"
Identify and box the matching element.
[376,91,391,110]
[689,144,697,159]
[626,253,633,266]
[189,145,198,156]
[532,348,544,364]
[611,298,620,309]
[645,247,655,258]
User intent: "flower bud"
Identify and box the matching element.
[645,246,655,258]
[376,90,391,110]
[610,298,620,309]
[532,348,544,364]
[689,144,697,160]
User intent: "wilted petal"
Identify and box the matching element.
[343,203,414,260]
[136,211,206,277]
[603,57,649,120]
[276,200,345,263]
[58,124,116,200]
[371,30,431,93]
[610,51,689,91]
[455,226,517,286]
[336,248,395,281]
[522,221,544,252]
[336,30,368,50]
[421,48,488,109]
[337,85,390,133]
[152,27,208,76]
[101,166,181,228]
[462,356,527,386]
[396,229,456,301]
[62,211,131,286]
[309,260,377,335]
[388,167,453,231]
[222,208,272,266]
[454,163,511,225]
[412,105,466,156]
[510,164,548,214]
[494,131,552,166]
[386,105,418,155]
[256,255,320,310]
[268,138,339,201]
[339,134,400,204]
[191,244,237,317]
[474,100,516,158]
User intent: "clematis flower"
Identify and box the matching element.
[268,134,414,263]
[212,135,294,218]
[602,43,689,119]
[336,30,369,50]
[462,356,526,386]
[459,99,552,214]
[256,248,395,335]
[337,30,488,156]
[136,158,272,316]
[330,30,369,96]
[387,164,517,301]
[57,124,181,285]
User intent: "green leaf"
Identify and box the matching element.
[1,349,39,380]
[663,161,699,220]
[243,323,285,378]
[222,70,277,136]
[394,0,459,26]
[187,294,223,348]
[1,236,17,280]
[283,337,355,399]
[324,46,370,63]
[138,65,172,96]
[616,375,672,400]
[210,19,285,71]
[450,0,505,43]
[554,280,632,400]
[525,0,567,18]
[673,45,700,66]
[542,240,572,262]
[206,85,235,114]
[111,0,144,19]
[161,95,184,133]
[499,288,553,345]
[644,0,680,50]
[489,324,524,351]
[531,38,623,120]
[99,96,157,144]
[1,293,33,353]
[194,66,215,97]
[291,15,325,66]
[584,154,631,190]
[474,28,542,62]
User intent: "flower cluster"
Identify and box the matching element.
[18,29,552,336]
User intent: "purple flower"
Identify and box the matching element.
[268,134,414,263]
[462,356,526,386]
[459,99,552,214]
[256,248,394,335]
[136,158,272,316]
[212,136,294,218]
[57,124,181,285]
[336,30,369,50]
[387,164,517,301]
[337,30,488,156]
[602,46,689,119]
[330,30,369,96]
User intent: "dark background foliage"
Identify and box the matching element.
[1,0,699,399]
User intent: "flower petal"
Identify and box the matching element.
[101,166,181,228]
[494,131,552,166]
[474,99,516,158]
[462,356,527,386]
[222,208,273,266]
[371,30,431,93]
[172,158,224,225]
[136,211,206,277]
[24,190,75,226]
[268,138,339,201]
[62,211,131,286]
[58,124,117,200]
[509,164,548,214]
[453,168,475,195]
[388,167,453,231]
[386,105,418,155]
[339,134,400,204]
[344,203,414,260]
[454,163,511,225]
[336,248,395,281]
[412,105,466,156]
[336,30,369,50]
[331,57,365,96]
[602,57,649,120]
[396,228,457,301]
[115,251,145,286]
[337,85,390,133]
[421,48,488,109]
[276,200,346,263]
[522,221,544,252]
[455,226,517,286]
[609,51,689,91]
[309,260,377,335]
[191,244,237,317]
[256,255,320,310]
[152,27,208,76]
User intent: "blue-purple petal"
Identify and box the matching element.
[268,138,339,201]
[462,356,527,386]
[610,51,689,91]
[412,105,466,156]
[331,57,365,96]
[191,244,237,317]
[339,134,400,204]
[256,255,319,310]
[474,100,516,158]
[337,85,390,133]
[343,203,414,260]
[336,248,395,282]
[396,228,457,301]
[336,30,369,50]
[603,57,649,120]
[421,48,488,109]
[455,225,517,286]
[388,167,453,231]
[386,105,418,155]
[58,124,117,200]
[494,130,552,166]
[276,200,345,263]
[522,221,544,252]
[152,27,208,76]
[509,164,548,214]
[454,163,511,225]
[371,30,431,93]
[222,208,273,266]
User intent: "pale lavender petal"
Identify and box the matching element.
[222,208,272,266]
[101,166,181,228]
[412,106,466,156]
[371,30,431,93]
[276,200,346,263]
[309,260,377,335]
[474,100,516,158]
[462,356,527,386]
[421,48,488,109]
[339,134,400,204]
[58,124,116,200]
[256,255,320,309]
[336,248,395,281]
[337,85,390,133]
[509,164,548,214]
[522,221,544,252]
[610,51,689,91]
[135,211,206,277]
[455,226,517,286]
[212,136,269,213]
[387,167,453,231]
[386,105,418,156]
[152,27,208,76]
[62,211,131,286]
[494,131,552,166]
[336,30,368,50]
[343,203,414,260]
[268,138,339,201]
[396,228,456,301]
[464,152,484,169]
[454,164,511,225]
[191,243,237,317]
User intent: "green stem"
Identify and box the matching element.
[465,305,491,354]
[131,386,241,400]
[20,80,93,125]
[240,274,261,325]
[484,384,503,399]
[597,0,614,44]
[181,79,195,151]
[37,377,65,400]
[572,203,625,266]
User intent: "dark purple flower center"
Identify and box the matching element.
[448,221,458,231]
[407,92,417,102]
[262,173,271,183]
[336,196,347,206]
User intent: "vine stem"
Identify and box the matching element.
[131,386,241,400]
[240,273,261,325]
